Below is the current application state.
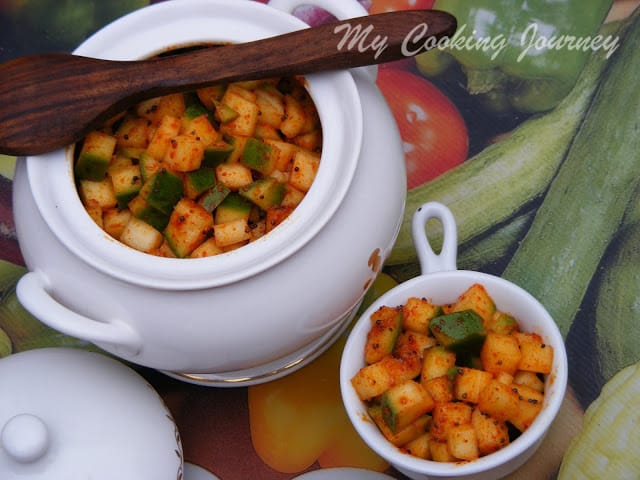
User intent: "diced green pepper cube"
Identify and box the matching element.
[381,380,433,433]
[164,198,214,258]
[139,169,183,214]
[213,99,239,124]
[109,164,143,209]
[116,147,146,160]
[184,168,217,199]
[139,151,163,182]
[196,84,226,109]
[183,92,210,120]
[429,310,486,353]
[75,131,117,180]
[240,137,276,175]
[214,192,253,224]
[128,195,170,231]
[198,183,230,213]
[487,312,519,335]
[239,177,285,210]
[364,306,403,364]
[223,134,248,163]
[202,140,234,168]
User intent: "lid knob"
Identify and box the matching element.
[1,413,49,463]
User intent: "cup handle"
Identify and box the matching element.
[411,201,458,275]
[16,271,142,354]
[267,0,377,81]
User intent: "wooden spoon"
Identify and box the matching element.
[0,10,455,156]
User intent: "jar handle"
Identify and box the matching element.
[16,271,142,354]
[267,0,377,81]
[411,201,458,275]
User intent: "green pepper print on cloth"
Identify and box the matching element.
[421,0,614,112]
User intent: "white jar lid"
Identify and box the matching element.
[0,348,182,480]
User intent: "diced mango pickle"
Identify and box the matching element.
[351,283,553,463]
[75,74,321,257]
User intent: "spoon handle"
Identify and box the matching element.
[0,10,456,156]
[149,9,456,88]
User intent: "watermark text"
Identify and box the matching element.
[333,21,620,62]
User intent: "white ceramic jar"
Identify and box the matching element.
[12,0,406,385]
[340,203,568,480]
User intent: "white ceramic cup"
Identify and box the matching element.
[340,202,568,480]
